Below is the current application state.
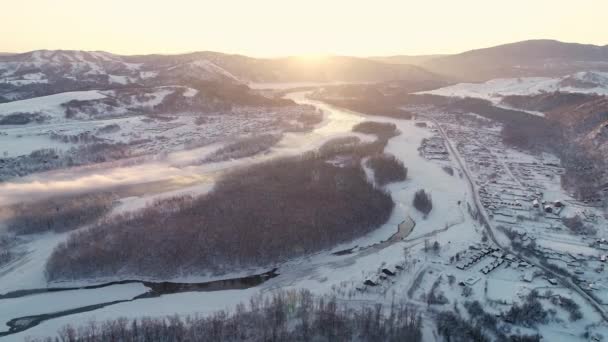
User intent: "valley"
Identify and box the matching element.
[1,40,608,341]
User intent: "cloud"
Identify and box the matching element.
[0,162,212,206]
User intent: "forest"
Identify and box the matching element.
[46,149,394,280]
[202,134,283,163]
[366,154,408,186]
[7,192,116,235]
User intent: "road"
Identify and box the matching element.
[427,116,608,322]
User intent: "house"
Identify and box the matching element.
[464,276,481,286]
[544,205,553,213]
[554,200,564,208]
[504,254,517,262]
[364,279,378,286]
[532,199,539,208]
[492,251,504,259]
[381,268,396,276]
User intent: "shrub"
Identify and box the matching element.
[442,166,454,176]
[366,154,407,185]
[203,134,282,163]
[0,112,45,125]
[436,311,490,342]
[413,189,433,216]
[7,192,116,235]
[96,123,121,134]
[352,121,398,138]
[318,136,361,155]
[562,215,597,235]
[504,292,548,327]
[551,295,583,321]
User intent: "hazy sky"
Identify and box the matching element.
[2,0,607,57]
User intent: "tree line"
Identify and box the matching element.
[29,290,422,342]
[7,192,116,235]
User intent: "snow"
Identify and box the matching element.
[0,89,475,338]
[6,289,257,341]
[1,72,49,86]
[419,71,608,103]
[0,283,149,333]
[0,233,69,294]
[139,71,158,79]
[182,87,198,97]
[108,74,129,85]
[190,60,240,82]
[0,133,72,158]
[88,51,116,62]
[0,90,107,118]
[2,87,608,340]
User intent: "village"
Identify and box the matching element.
[311,108,608,340]
[415,108,607,311]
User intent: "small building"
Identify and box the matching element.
[554,200,564,208]
[381,268,396,276]
[544,205,553,213]
[364,279,378,286]
[504,254,517,262]
[464,276,481,286]
[532,199,539,208]
[548,278,558,285]
[492,251,504,259]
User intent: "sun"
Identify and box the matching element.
[293,54,329,63]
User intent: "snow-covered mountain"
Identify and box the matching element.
[421,39,608,81]
[0,50,242,101]
[418,71,608,103]
[0,49,442,102]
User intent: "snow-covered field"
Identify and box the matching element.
[0,91,107,117]
[418,71,608,105]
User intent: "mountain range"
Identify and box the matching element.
[375,40,608,81]
[0,50,438,102]
[2,39,608,103]
[421,39,608,81]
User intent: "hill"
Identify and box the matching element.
[422,40,608,81]
[0,50,440,102]
[368,54,446,66]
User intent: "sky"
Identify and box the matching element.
[1,0,607,57]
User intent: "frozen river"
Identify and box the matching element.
[0,91,364,206]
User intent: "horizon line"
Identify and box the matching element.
[2,38,606,59]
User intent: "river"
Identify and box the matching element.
[0,89,367,338]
